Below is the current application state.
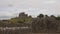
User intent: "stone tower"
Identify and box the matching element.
[19,12,28,18]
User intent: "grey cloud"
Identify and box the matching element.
[0,0,60,19]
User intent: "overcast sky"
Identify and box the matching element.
[0,0,60,19]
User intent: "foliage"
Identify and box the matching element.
[0,12,60,33]
[37,14,44,18]
[56,16,60,20]
[9,17,32,24]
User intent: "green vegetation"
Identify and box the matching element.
[56,16,60,20]
[9,17,32,24]
[37,14,44,18]
[0,12,60,33]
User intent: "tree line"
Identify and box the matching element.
[0,12,60,33]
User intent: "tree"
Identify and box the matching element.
[56,16,60,20]
[37,14,44,18]
[50,15,56,18]
[45,15,49,18]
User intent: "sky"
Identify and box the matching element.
[0,0,60,20]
